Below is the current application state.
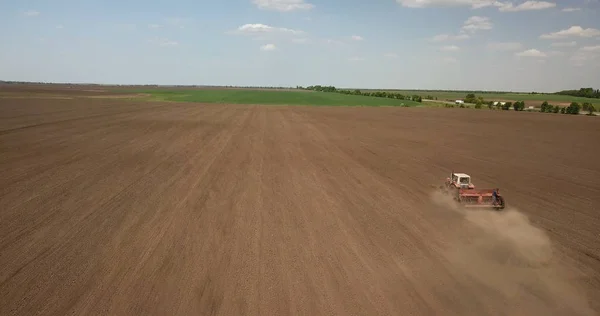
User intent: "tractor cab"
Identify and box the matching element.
[449,173,475,189]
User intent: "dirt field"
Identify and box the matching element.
[1,88,600,316]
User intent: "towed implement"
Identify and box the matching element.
[441,171,505,210]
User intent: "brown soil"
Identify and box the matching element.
[1,87,599,316]
[0,83,311,95]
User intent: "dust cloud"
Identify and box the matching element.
[429,190,595,316]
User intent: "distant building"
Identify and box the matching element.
[493,101,506,106]
[455,100,464,105]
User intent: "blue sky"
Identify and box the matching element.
[1,0,599,92]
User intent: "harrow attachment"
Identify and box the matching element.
[438,171,506,210]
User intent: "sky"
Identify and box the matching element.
[1,0,600,92]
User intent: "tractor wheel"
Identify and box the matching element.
[496,196,506,210]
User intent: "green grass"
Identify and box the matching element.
[362,90,600,106]
[135,89,422,107]
[420,100,465,108]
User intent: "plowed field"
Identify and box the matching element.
[1,88,599,315]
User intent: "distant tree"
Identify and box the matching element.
[555,87,600,99]
[566,102,581,115]
[540,101,550,112]
[513,101,525,111]
[553,105,560,113]
[411,95,422,102]
[582,102,591,112]
[475,99,483,109]
[464,93,477,103]
[587,105,596,115]
[560,107,566,114]
[502,102,512,110]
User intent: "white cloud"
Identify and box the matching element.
[430,33,470,42]
[547,50,565,56]
[569,52,592,67]
[487,41,522,51]
[582,45,600,52]
[462,16,493,33]
[252,0,315,12]
[291,38,308,43]
[550,41,576,47]
[540,26,600,39]
[348,57,365,61]
[233,23,304,35]
[497,1,556,12]
[570,54,586,66]
[350,35,364,41]
[323,38,345,45]
[515,49,547,57]
[396,0,493,8]
[440,45,460,52]
[24,10,40,17]
[442,56,458,64]
[384,53,399,58]
[116,23,136,31]
[56,25,64,29]
[396,0,556,12]
[164,17,192,29]
[260,43,277,51]
[562,7,581,12]
[428,16,490,43]
[161,40,179,47]
[147,18,191,30]
[148,38,179,47]
[570,46,600,66]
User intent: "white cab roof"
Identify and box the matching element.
[453,173,470,178]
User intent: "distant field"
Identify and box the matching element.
[2,83,598,108]
[136,89,421,107]
[361,90,600,107]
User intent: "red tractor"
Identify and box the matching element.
[442,171,505,210]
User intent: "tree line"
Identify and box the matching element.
[554,87,600,99]
[455,93,595,115]
[539,101,596,115]
[454,94,527,111]
[300,86,597,115]
[301,85,423,102]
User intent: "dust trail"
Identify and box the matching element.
[429,190,595,316]
[430,191,552,267]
